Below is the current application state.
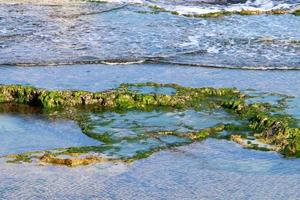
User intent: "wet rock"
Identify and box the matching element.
[231,135,244,146]
[40,154,105,167]
[1,82,300,159]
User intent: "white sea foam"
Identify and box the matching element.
[1,0,297,14]
[101,60,146,65]
[207,46,220,54]
[179,36,200,48]
[145,0,300,16]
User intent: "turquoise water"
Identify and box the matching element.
[90,110,233,137]
[0,64,299,199]
[0,0,300,199]
[85,109,237,157]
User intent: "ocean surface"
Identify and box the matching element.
[0,0,300,199]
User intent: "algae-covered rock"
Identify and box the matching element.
[0,83,242,109]
[154,7,292,18]
[1,82,300,163]
[6,154,32,164]
[40,154,104,167]
[116,94,135,106]
[293,10,300,16]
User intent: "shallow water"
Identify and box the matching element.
[0,114,100,156]
[1,63,299,119]
[85,109,238,157]
[0,65,300,199]
[2,139,300,199]
[1,0,300,199]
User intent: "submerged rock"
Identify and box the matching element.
[230,135,276,151]
[1,82,300,165]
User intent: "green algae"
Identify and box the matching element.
[0,83,242,109]
[293,10,300,16]
[1,82,300,166]
[6,154,32,164]
[149,5,168,13]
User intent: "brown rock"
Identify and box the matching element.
[40,154,104,167]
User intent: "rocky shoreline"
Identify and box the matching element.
[1,82,299,166]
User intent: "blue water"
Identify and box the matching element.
[2,139,300,199]
[0,0,300,199]
[0,114,101,156]
[0,63,299,199]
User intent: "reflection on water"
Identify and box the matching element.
[83,109,237,157]
[90,110,234,137]
[0,63,299,199]
[0,114,101,156]
[0,107,236,157]
[0,63,300,118]
[1,139,300,199]
[0,0,300,199]
[0,63,298,94]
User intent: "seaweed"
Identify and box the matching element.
[1,82,300,166]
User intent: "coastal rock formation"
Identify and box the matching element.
[1,82,300,167]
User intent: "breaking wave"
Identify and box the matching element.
[2,54,300,71]
[93,0,300,17]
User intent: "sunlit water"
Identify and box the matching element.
[1,0,300,199]
[2,140,300,199]
[0,114,101,156]
[84,109,238,157]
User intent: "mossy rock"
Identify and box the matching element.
[1,82,300,160]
